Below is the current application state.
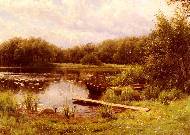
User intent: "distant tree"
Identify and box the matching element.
[0,37,23,66]
[113,37,145,64]
[81,43,96,54]
[0,37,60,66]
[55,49,65,63]
[97,39,118,63]
[65,46,85,63]
[80,53,102,65]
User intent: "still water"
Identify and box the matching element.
[0,68,118,114]
[0,72,89,112]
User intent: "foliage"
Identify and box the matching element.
[0,92,17,114]
[144,85,161,100]
[0,37,60,66]
[167,0,190,16]
[23,92,38,111]
[102,86,141,104]
[80,53,102,65]
[158,88,185,105]
[101,88,121,103]
[110,65,145,86]
[0,35,148,66]
[145,12,190,92]
[97,39,119,63]
[98,105,114,119]
[120,87,141,101]
[113,37,147,64]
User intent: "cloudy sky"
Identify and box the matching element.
[0,0,174,48]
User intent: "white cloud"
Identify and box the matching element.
[0,0,175,47]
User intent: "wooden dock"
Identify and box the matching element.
[72,97,150,112]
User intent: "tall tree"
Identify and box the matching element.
[145,12,190,92]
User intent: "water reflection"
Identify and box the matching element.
[0,70,117,114]
[0,72,93,113]
[38,80,89,112]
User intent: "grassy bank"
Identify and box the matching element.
[0,91,189,135]
[0,63,131,73]
[52,63,131,72]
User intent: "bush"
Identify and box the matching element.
[159,88,185,105]
[144,85,161,100]
[102,86,141,103]
[120,86,141,101]
[99,105,114,119]
[110,65,145,86]
[145,13,190,92]
[0,92,17,113]
[102,88,121,103]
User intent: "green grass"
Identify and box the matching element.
[0,92,189,134]
[0,63,134,73]
[52,63,133,72]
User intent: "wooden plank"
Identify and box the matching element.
[72,97,150,112]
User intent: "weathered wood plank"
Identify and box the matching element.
[72,97,150,112]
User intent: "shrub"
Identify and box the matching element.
[101,88,121,103]
[144,85,161,100]
[120,86,141,101]
[0,92,17,114]
[102,86,141,104]
[99,105,114,119]
[110,65,145,86]
[159,88,185,105]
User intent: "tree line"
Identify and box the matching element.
[0,37,61,66]
[0,36,147,66]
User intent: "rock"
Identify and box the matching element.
[39,108,55,115]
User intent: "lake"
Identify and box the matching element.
[0,67,118,115]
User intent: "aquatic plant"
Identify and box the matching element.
[23,92,38,111]
[62,105,76,119]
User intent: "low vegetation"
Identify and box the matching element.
[0,92,17,114]
[0,91,189,134]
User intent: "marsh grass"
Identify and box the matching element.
[62,105,76,119]
[0,92,17,114]
[23,92,38,111]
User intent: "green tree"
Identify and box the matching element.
[97,39,118,63]
[113,37,145,64]
[80,53,102,65]
[145,12,190,92]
